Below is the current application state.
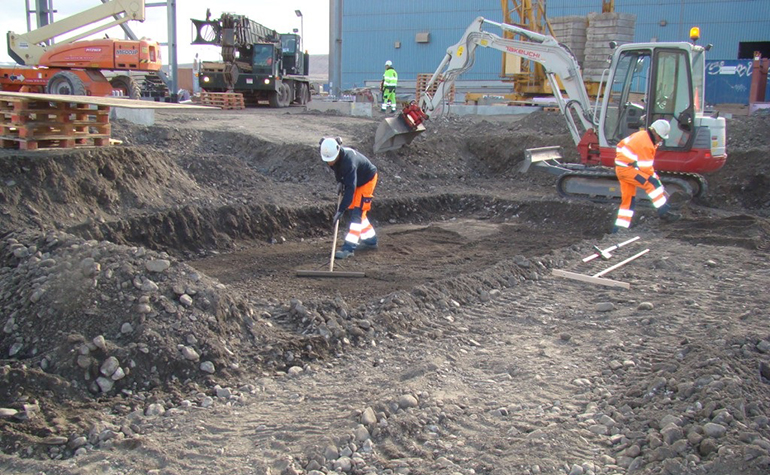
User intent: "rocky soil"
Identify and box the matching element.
[0,105,768,475]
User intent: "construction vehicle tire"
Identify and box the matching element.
[279,83,292,107]
[296,83,310,105]
[46,71,87,96]
[268,90,280,108]
[109,75,141,99]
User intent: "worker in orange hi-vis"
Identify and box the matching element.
[319,137,379,259]
[612,119,681,233]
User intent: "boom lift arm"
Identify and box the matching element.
[7,0,148,66]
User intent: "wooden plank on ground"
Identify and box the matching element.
[296,270,366,278]
[0,91,213,109]
[551,269,630,290]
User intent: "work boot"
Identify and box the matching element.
[358,237,378,251]
[659,210,681,223]
[657,203,681,223]
[335,243,356,260]
[667,191,690,210]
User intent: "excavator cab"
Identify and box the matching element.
[601,46,694,148]
[597,42,724,176]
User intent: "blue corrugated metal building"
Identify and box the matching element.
[340,0,770,103]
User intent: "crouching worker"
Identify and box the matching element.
[612,119,681,233]
[319,137,379,259]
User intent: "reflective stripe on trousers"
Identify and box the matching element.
[344,174,378,245]
[614,167,667,229]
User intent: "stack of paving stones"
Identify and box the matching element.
[583,12,636,82]
[550,16,588,68]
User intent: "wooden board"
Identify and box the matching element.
[551,269,630,290]
[0,91,212,110]
[296,270,366,278]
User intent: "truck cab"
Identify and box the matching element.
[192,12,311,108]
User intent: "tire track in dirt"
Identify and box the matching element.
[359,276,621,472]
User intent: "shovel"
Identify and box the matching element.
[296,193,366,278]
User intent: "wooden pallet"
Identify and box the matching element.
[198,92,245,110]
[0,97,111,150]
[416,73,455,104]
[1,136,110,150]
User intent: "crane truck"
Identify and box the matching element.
[373,17,727,204]
[191,11,311,108]
[0,0,162,98]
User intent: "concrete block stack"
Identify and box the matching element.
[582,12,636,82]
[549,16,588,69]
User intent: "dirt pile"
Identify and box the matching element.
[698,113,770,214]
[0,107,768,474]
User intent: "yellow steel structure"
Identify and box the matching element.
[500,0,554,96]
[466,0,612,104]
[466,0,556,103]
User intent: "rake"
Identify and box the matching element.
[296,193,366,278]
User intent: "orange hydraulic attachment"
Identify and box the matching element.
[401,101,429,129]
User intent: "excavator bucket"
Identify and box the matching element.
[518,146,566,174]
[373,115,426,154]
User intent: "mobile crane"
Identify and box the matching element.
[373,17,727,203]
[0,0,162,98]
[191,10,311,107]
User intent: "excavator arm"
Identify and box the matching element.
[374,16,596,153]
[421,17,595,144]
[7,0,147,66]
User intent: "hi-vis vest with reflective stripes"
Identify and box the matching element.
[383,68,398,88]
[615,130,657,174]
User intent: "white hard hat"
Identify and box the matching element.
[650,119,671,140]
[320,137,340,162]
[385,60,392,67]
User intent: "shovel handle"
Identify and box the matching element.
[329,193,344,272]
[329,218,340,272]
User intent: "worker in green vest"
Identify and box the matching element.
[380,60,398,113]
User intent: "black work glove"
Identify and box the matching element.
[333,210,344,224]
[336,182,344,194]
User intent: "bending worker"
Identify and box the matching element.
[319,137,379,259]
[381,60,398,113]
[612,119,681,233]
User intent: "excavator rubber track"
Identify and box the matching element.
[555,168,707,208]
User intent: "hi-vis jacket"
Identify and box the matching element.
[331,147,378,210]
[615,129,658,175]
[383,67,398,88]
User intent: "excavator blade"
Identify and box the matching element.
[518,146,566,174]
[373,115,426,154]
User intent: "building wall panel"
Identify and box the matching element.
[339,0,768,98]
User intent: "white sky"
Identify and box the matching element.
[0,0,329,64]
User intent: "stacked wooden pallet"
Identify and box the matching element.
[416,74,455,104]
[0,97,110,150]
[198,92,245,110]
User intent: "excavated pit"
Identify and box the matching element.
[0,108,769,474]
